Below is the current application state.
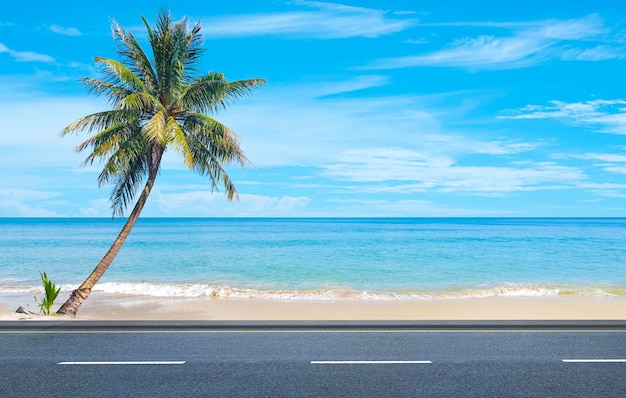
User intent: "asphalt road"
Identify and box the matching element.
[1,321,625,397]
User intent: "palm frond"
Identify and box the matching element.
[187,134,240,200]
[61,110,139,137]
[75,122,135,165]
[109,153,147,217]
[142,110,168,145]
[149,10,178,103]
[171,17,203,81]
[81,78,133,104]
[180,21,203,78]
[111,18,157,89]
[97,135,150,216]
[93,57,148,94]
[166,116,195,168]
[183,112,249,167]
[95,129,146,185]
[181,112,251,200]
[118,92,161,113]
[178,73,266,114]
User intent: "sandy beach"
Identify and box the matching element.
[2,292,625,321]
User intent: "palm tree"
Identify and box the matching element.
[56,9,265,316]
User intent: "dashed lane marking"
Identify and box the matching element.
[57,361,186,365]
[563,359,626,363]
[311,360,432,364]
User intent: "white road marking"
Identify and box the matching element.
[311,360,432,364]
[563,359,626,363]
[57,361,185,365]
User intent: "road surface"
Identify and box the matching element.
[1,321,625,397]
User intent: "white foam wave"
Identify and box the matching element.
[76,282,626,300]
[1,282,623,300]
[0,277,29,284]
[456,285,562,298]
[0,285,45,294]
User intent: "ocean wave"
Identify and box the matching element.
[2,282,623,300]
[0,277,30,284]
[0,285,43,294]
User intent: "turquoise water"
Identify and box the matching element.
[1,218,625,299]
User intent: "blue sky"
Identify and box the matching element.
[2,0,626,217]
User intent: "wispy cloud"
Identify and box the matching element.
[150,190,311,217]
[326,198,515,217]
[421,134,547,155]
[320,148,584,195]
[49,25,82,36]
[555,152,626,175]
[500,99,626,134]
[579,183,626,198]
[405,38,428,44]
[305,74,390,97]
[366,14,619,70]
[563,153,626,163]
[561,45,626,61]
[0,189,63,217]
[200,0,415,38]
[0,42,54,63]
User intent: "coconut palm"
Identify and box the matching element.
[56,9,265,316]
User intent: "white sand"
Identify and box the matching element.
[2,292,625,321]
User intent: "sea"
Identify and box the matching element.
[1,218,625,300]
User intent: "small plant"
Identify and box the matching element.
[34,271,62,315]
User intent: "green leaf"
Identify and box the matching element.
[35,271,61,315]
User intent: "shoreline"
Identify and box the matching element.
[2,293,626,321]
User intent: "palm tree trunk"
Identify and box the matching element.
[57,149,163,316]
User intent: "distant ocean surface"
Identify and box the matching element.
[1,218,625,300]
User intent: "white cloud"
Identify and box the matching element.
[375,34,553,69]
[321,147,585,195]
[49,25,82,36]
[579,182,626,198]
[555,152,626,175]
[275,195,311,211]
[0,42,54,63]
[314,75,390,96]
[327,198,516,217]
[405,38,428,44]
[0,189,63,217]
[201,0,415,38]
[78,199,110,217]
[567,153,626,163]
[150,190,311,217]
[561,45,626,61]
[421,134,546,155]
[0,188,62,201]
[602,166,626,174]
[500,99,626,135]
[366,15,616,70]
[322,147,454,182]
